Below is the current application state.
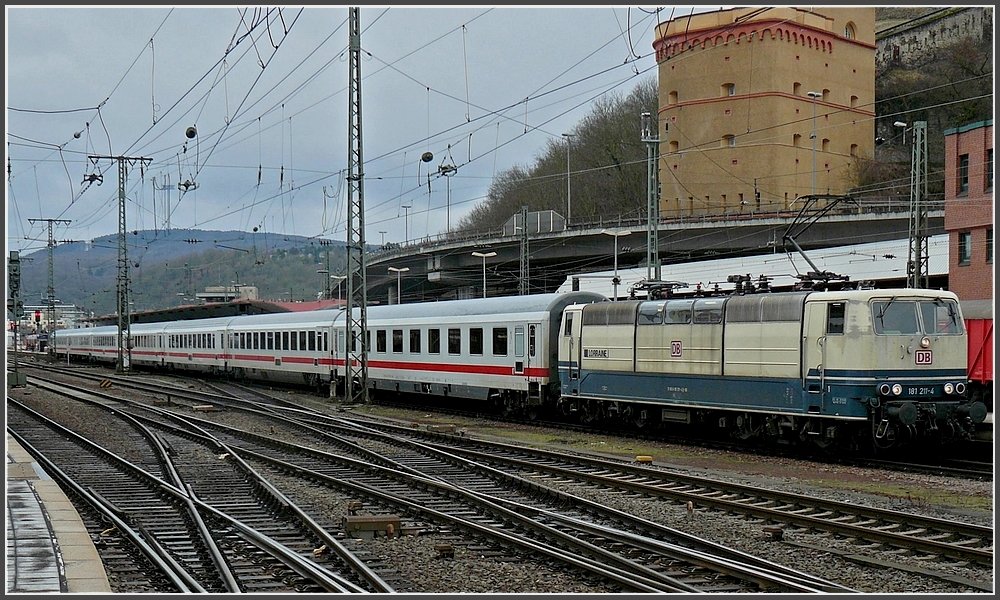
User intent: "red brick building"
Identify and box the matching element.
[943,120,993,301]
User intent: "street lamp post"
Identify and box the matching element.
[601,229,632,301]
[471,251,497,298]
[378,231,387,246]
[387,266,409,304]
[807,91,822,196]
[561,133,574,226]
[401,205,411,244]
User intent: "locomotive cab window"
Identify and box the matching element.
[826,302,846,335]
[919,300,963,334]
[563,313,573,336]
[871,300,919,334]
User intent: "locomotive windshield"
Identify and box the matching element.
[871,299,964,335]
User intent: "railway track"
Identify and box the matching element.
[201,381,995,570]
[7,390,392,593]
[13,372,855,593]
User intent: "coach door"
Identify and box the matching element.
[527,323,539,380]
[514,325,525,375]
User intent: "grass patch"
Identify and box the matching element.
[809,479,993,511]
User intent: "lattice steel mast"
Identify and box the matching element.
[27,217,71,358]
[906,121,929,289]
[344,6,369,403]
[88,154,151,373]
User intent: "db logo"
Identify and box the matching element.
[670,341,682,357]
[914,350,933,365]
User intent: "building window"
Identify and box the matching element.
[987,229,993,263]
[669,140,679,153]
[793,133,802,147]
[958,154,969,194]
[958,231,972,265]
[722,83,735,96]
[844,22,856,39]
[723,134,735,148]
[987,148,993,191]
[668,90,678,104]
[793,82,801,96]
[850,94,859,108]
[850,144,858,157]
[822,138,830,152]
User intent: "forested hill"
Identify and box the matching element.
[16,228,349,316]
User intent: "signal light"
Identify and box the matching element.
[34,310,41,323]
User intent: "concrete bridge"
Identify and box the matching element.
[367,206,942,304]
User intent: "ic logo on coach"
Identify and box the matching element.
[914,350,933,365]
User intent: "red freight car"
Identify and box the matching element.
[961,299,993,411]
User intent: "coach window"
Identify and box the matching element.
[290,331,298,350]
[469,328,483,355]
[429,328,441,354]
[280,331,288,350]
[323,332,328,351]
[307,331,315,351]
[264,332,272,350]
[492,327,508,355]
[393,329,403,353]
[376,330,387,353]
[410,329,421,353]
[826,302,846,335]
[299,331,307,350]
[514,326,525,357]
[528,325,536,357]
[448,328,461,354]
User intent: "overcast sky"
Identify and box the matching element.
[6,5,725,256]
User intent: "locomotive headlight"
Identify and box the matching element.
[955,382,966,395]
[920,336,931,348]
[891,383,903,396]
[943,382,954,395]
[878,383,892,396]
